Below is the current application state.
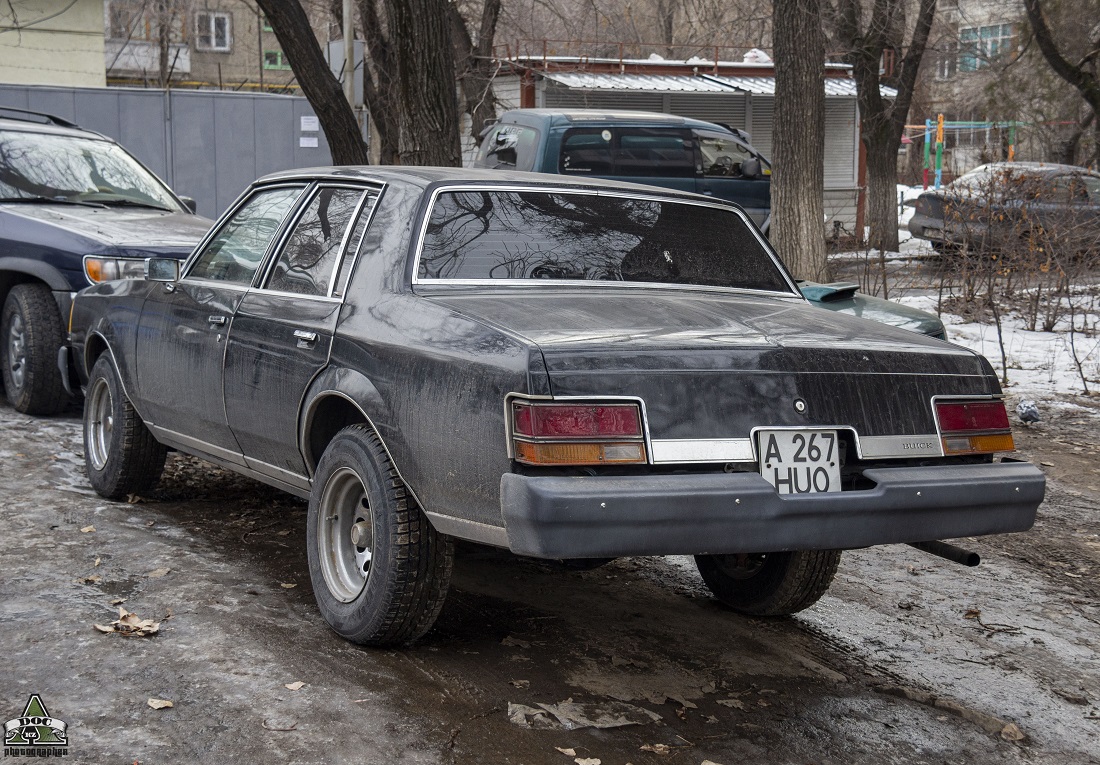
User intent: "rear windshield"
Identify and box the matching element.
[418,189,792,293]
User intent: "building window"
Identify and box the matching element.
[107,1,186,43]
[196,11,231,51]
[937,41,957,79]
[262,15,273,32]
[959,24,1014,72]
[264,50,292,70]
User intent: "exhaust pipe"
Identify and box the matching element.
[907,540,980,567]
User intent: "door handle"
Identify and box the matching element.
[208,315,227,326]
[293,329,318,344]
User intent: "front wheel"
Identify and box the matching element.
[695,549,841,616]
[307,425,453,646]
[83,355,167,500]
[1,283,68,414]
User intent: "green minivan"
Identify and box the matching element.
[475,109,772,233]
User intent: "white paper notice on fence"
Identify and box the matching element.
[300,115,320,132]
[299,135,319,148]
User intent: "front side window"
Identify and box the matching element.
[188,186,303,284]
[614,129,694,177]
[698,132,761,178]
[418,189,792,293]
[266,187,371,296]
[476,125,540,171]
[0,130,183,211]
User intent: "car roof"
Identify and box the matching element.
[0,115,111,142]
[498,108,736,132]
[252,165,736,201]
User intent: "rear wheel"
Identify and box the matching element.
[84,355,167,500]
[307,425,453,646]
[695,549,841,616]
[1,283,68,415]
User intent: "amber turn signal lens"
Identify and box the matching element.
[941,433,1015,455]
[514,441,646,466]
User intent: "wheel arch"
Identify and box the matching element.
[299,367,424,507]
[0,258,72,306]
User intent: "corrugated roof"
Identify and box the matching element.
[542,72,733,92]
[541,71,898,99]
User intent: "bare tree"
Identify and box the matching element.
[357,0,401,164]
[772,0,827,279]
[256,0,369,164]
[826,0,938,253]
[449,0,504,144]
[1023,0,1100,167]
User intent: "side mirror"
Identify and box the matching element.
[741,158,762,180]
[145,257,180,282]
[179,196,198,214]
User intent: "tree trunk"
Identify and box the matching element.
[449,0,502,146]
[387,0,462,166]
[256,0,368,165]
[771,0,827,280]
[358,0,401,164]
[866,135,900,257]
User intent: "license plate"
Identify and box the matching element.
[757,430,841,494]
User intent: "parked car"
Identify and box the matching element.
[798,281,947,340]
[0,107,212,415]
[908,162,1100,254]
[70,167,1044,647]
[475,109,772,232]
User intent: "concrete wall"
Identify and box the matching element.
[0,0,105,87]
[0,83,331,217]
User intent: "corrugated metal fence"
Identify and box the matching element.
[0,84,333,218]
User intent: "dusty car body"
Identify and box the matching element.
[908,162,1100,254]
[70,167,1045,646]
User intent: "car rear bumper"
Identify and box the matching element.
[499,460,1044,559]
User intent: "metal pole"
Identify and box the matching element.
[343,0,355,108]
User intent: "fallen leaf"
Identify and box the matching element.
[284,681,305,691]
[575,759,601,765]
[1000,723,1025,741]
[964,608,982,620]
[109,598,125,606]
[145,519,155,526]
[146,568,170,578]
[277,529,291,536]
[94,557,101,567]
[510,679,530,689]
[502,635,531,649]
[94,607,160,637]
[554,748,576,757]
[704,715,719,724]
[539,700,662,730]
[280,582,297,589]
[668,695,697,709]
[717,699,746,710]
[80,525,96,533]
[701,761,724,765]
[78,575,101,584]
[507,702,554,729]
[128,494,145,504]
[640,744,670,755]
[700,681,717,694]
[147,698,173,709]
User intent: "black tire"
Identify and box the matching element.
[83,355,167,500]
[307,425,453,646]
[695,549,841,616]
[1,283,68,415]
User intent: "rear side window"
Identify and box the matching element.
[559,129,613,174]
[266,187,373,296]
[418,189,792,293]
[476,125,540,171]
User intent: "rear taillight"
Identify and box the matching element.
[510,400,647,466]
[935,400,1015,455]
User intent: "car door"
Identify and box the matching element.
[135,184,306,463]
[694,130,771,229]
[222,184,380,484]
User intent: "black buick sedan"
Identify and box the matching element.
[70,168,1045,646]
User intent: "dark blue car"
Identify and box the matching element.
[0,108,212,414]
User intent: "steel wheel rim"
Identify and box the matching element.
[85,377,114,471]
[7,312,26,389]
[317,466,374,603]
[713,553,767,580]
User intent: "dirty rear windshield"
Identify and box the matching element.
[418,190,792,293]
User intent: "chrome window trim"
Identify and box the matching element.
[411,183,801,298]
[503,392,654,464]
[181,181,310,283]
[334,185,385,300]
